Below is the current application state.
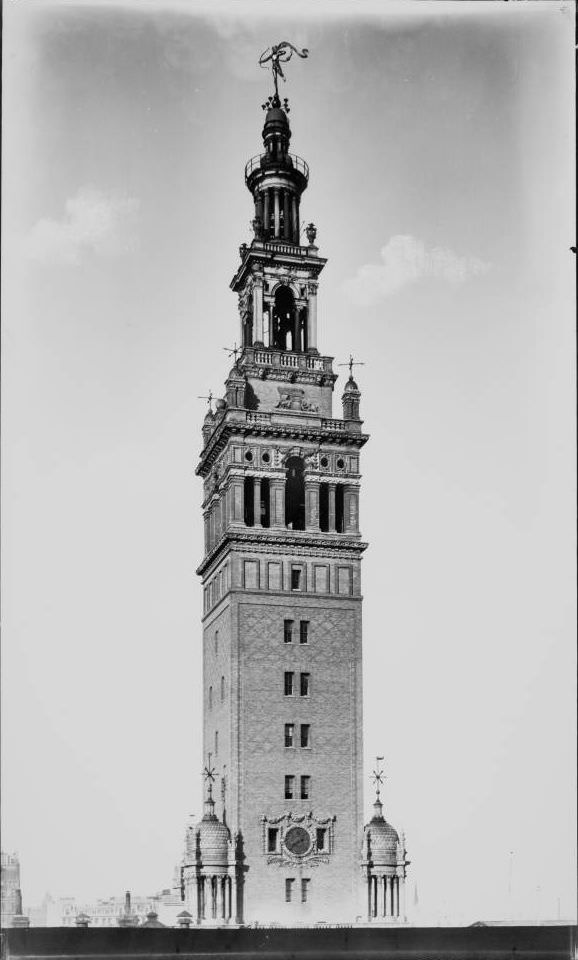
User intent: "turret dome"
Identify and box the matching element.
[365,799,400,865]
[196,791,230,869]
[343,377,359,393]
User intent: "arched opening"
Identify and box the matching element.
[335,484,344,533]
[260,477,270,528]
[244,477,254,526]
[319,482,329,532]
[272,286,297,351]
[285,456,305,530]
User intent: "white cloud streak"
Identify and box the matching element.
[343,234,491,306]
[23,187,140,266]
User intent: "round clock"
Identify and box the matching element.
[284,826,311,857]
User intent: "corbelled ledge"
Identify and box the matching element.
[197,407,368,476]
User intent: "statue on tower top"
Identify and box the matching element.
[259,41,309,105]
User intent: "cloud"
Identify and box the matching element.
[343,235,491,306]
[23,188,140,266]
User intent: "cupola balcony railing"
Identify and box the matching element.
[245,152,309,184]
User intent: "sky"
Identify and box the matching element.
[1,0,575,926]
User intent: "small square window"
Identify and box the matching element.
[300,775,310,800]
[301,878,310,903]
[285,723,295,748]
[300,672,310,697]
[300,724,310,748]
[299,621,309,644]
[267,828,279,853]
[316,828,326,851]
[291,568,302,591]
[284,671,294,696]
[284,620,294,644]
[285,775,295,800]
[285,878,295,903]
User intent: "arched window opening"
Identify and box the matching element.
[319,483,329,532]
[243,316,253,348]
[260,477,270,528]
[208,686,213,709]
[215,630,219,654]
[244,477,254,526]
[299,308,308,353]
[272,286,297,351]
[220,676,225,701]
[285,457,305,530]
[335,484,344,533]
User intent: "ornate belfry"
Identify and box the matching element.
[190,44,409,925]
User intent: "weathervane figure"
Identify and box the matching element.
[371,756,386,799]
[259,42,309,103]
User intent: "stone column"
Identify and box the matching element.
[305,480,320,532]
[344,485,359,534]
[292,195,298,243]
[307,281,318,351]
[390,876,395,918]
[400,878,406,922]
[328,484,336,533]
[204,514,210,553]
[283,190,291,240]
[252,277,264,344]
[253,477,262,528]
[274,189,280,237]
[199,877,205,922]
[394,877,400,918]
[231,874,238,924]
[367,877,372,921]
[270,479,285,528]
[217,877,224,920]
[263,190,270,239]
[231,479,244,525]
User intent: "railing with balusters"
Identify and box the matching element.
[245,152,309,182]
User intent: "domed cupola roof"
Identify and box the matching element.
[365,797,399,864]
[196,786,230,869]
[343,376,359,393]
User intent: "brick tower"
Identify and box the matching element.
[193,57,369,926]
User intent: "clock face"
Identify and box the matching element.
[284,826,311,857]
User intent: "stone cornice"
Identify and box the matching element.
[230,242,327,293]
[197,529,368,577]
[197,417,369,476]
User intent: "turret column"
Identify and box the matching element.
[274,189,280,237]
[263,190,270,239]
[292,195,298,243]
[252,277,264,344]
[283,190,291,240]
[307,281,318,351]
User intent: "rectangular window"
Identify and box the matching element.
[284,671,294,696]
[267,828,279,853]
[300,723,310,748]
[301,878,310,903]
[300,775,310,800]
[285,723,295,748]
[285,775,295,800]
[300,672,310,697]
[299,620,309,644]
[291,568,302,591]
[316,828,326,851]
[285,878,295,903]
[284,619,294,644]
